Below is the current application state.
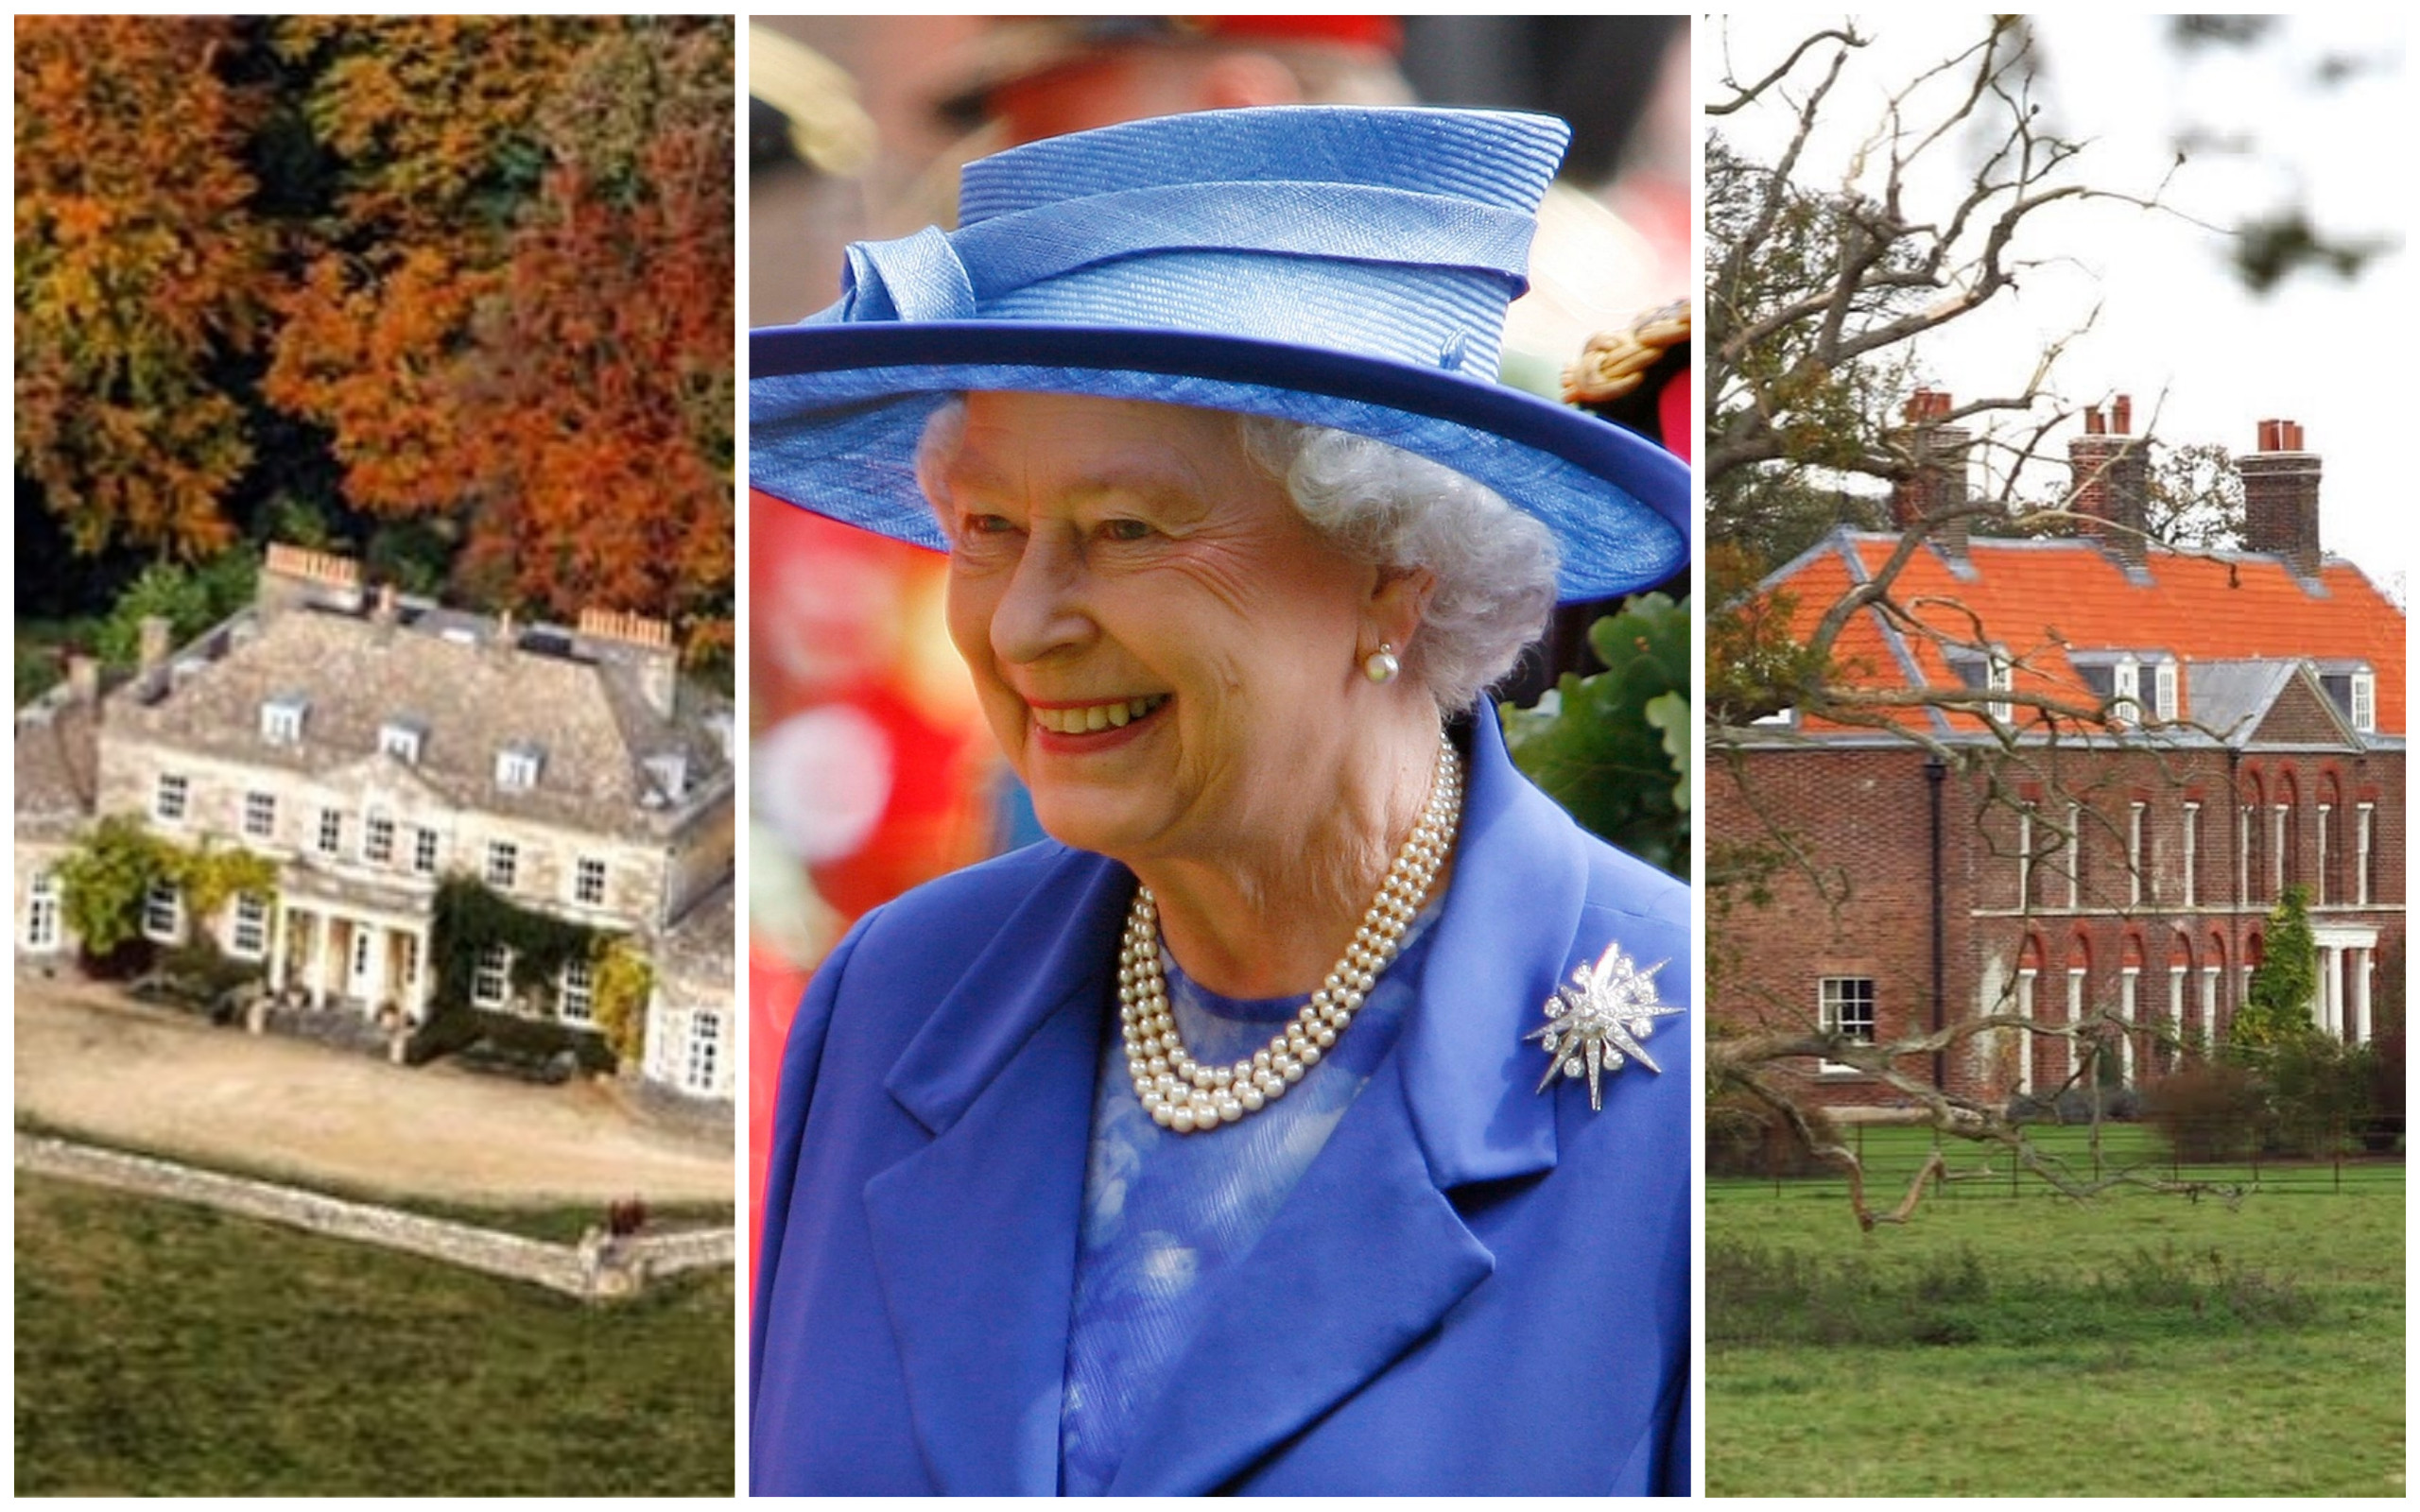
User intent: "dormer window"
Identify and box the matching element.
[1951,647,2014,724]
[2320,668,2377,733]
[644,751,691,802]
[494,744,544,791]
[2152,661,2179,722]
[379,719,425,765]
[2111,659,2139,714]
[260,695,308,746]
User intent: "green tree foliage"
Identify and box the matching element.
[591,936,655,1067]
[54,815,275,959]
[91,552,261,667]
[1499,593,1689,876]
[55,816,162,958]
[2232,885,2320,1053]
[2143,440,2246,549]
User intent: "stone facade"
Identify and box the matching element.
[13,545,736,1102]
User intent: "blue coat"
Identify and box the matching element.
[752,712,1691,1495]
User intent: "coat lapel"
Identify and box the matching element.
[860,849,1130,1496]
[1106,713,1596,1493]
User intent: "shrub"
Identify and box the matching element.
[2142,1060,2268,1162]
[2362,1028,2404,1152]
[1706,1090,1843,1177]
[2265,1035,2373,1158]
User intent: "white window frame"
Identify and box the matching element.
[2065,802,2082,910]
[228,893,269,960]
[26,871,61,952]
[2315,803,2332,906]
[2200,964,2221,1040]
[2350,671,2376,733]
[1987,652,2013,725]
[2153,660,2178,722]
[260,697,306,746]
[2112,659,2140,722]
[2238,804,2254,904]
[413,827,441,877]
[558,958,596,1025]
[154,773,190,825]
[485,839,519,891]
[243,790,277,841]
[2015,806,2034,908]
[573,856,608,909]
[142,881,184,944]
[2181,801,2200,908]
[1818,976,1876,1074]
[2357,803,2375,907]
[316,808,344,858]
[364,811,396,867]
[494,747,543,792]
[2272,803,2290,899]
[2128,801,2147,907]
[472,944,512,1008]
[379,722,424,764]
[684,1009,723,1095]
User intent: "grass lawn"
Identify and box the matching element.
[1707,1126,2404,1498]
[15,1174,735,1496]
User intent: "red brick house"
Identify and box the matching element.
[1709,400,2404,1110]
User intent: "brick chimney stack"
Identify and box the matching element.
[1890,387,1973,558]
[2239,419,2322,577]
[2068,395,2149,565]
[578,606,680,718]
[257,541,366,618]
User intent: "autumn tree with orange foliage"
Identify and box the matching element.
[14,16,279,558]
[265,17,735,648]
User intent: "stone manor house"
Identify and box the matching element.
[1709,398,2404,1111]
[14,544,736,1104]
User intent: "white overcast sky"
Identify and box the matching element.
[1703,14,2407,591]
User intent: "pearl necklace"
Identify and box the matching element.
[1117,739,1463,1135]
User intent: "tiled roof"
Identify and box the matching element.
[102,602,731,840]
[1761,531,2405,739]
[12,694,100,840]
[660,880,735,992]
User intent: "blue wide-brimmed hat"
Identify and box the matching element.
[750,106,1686,601]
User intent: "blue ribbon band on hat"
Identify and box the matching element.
[841,181,1538,325]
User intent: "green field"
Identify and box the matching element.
[1707,1126,2404,1498]
[14,1174,735,1496]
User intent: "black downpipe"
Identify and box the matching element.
[1927,756,1948,1091]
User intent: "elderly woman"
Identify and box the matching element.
[751,107,1690,1495]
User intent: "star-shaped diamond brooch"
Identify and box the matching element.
[1528,940,1682,1110]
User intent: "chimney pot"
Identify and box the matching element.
[2084,407,2104,436]
[2112,394,2132,436]
[137,615,174,673]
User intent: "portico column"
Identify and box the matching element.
[2349,948,2372,1045]
[309,911,331,1008]
[410,920,433,1022]
[2318,945,2342,1038]
[268,902,291,994]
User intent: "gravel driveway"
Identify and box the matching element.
[14,975,734,1208]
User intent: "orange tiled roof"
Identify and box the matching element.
[1764,532,2405,737]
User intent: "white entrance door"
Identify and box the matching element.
[347,924,382,1005]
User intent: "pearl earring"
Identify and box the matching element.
[1363,642,1400,684]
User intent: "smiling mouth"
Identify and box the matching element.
[1031,693,1170,734]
